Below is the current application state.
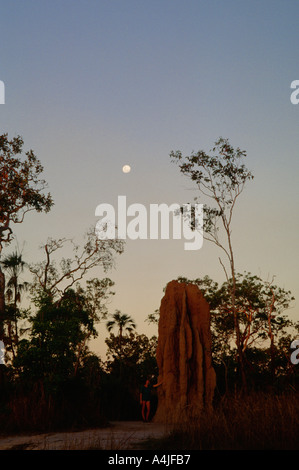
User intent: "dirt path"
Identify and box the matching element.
[0,421,170,450]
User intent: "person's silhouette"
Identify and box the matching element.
[140,378,162,422]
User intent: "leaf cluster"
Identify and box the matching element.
[0,134,53,245]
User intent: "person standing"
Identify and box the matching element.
[140,378,162,422]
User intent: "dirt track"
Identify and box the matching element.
[0,421,170,450]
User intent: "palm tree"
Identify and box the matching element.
[1,250,28,351]
[106,310,136,338]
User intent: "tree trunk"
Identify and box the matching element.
[232,289,247,392]
[228,237,247,393]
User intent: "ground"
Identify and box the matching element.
[0,421,169,450]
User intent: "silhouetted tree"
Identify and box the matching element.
[104,332,158,420]
[0,134,53,342]
[29,229,124,302]
[1,250,28,357]
[148,274,294,391]
[170,137,254,390]
[106,310,136,339]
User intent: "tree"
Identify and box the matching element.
[10,285,108,431]
[105,332,157,369]
[14,289,95,381]
[20,229,123,381]
[103,332,158,420]
[145,308,160,325]
[147,274,294,391]
[29,229,124,303]
[170,137,254,389]
[0,134,53,341]
[106,310,136,339]
[1,250,29,358]
[210,273,294,386]
[76,277,115,322]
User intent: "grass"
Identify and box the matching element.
[1,389,298,450]
[141,391,299,450]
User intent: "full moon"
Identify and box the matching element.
[122,165,131,173]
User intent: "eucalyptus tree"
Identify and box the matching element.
[170,137,254,388]
[148,274,294,390]
[29,230,124,303]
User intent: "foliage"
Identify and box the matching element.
[105,332,158,376]
[0,134,53,247]
[1,250,29,358]
[170,137,254,388]
[0,133,53,340]
[106,310,136,338]
[0,271,118,432]
[147,273,296,392]
[170,137,253,269]
[29,230,124,301]
[1,251,28,303]
[13,289,97,384]
[102,332,159,420]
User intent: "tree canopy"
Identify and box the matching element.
[170,137,254,389]
[0,134,53,342]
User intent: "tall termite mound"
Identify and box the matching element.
[153,280,216,423]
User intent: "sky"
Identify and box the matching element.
[0,0,298,358]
